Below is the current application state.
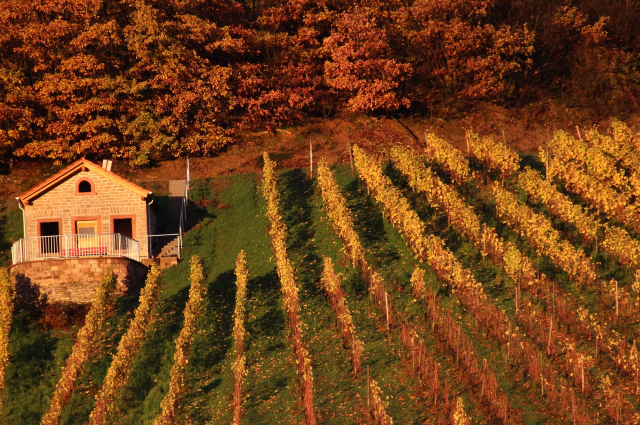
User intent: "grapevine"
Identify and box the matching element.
[423,131,471,184]
[369,378,393,425]
[262,152,317,425]
[232,250,249,425]
[466,130,519,180]
[154,256,207,425]
[0,268,13,416]
[321,257,363,376]
[321,257,394,422]
[89,264,162,425]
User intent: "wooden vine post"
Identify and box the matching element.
[348,141,355,178]
[546,146,550,181]
[507,323,511,362]
[366,365,371,411]
[466,132,470,157]
[309,141,313,179]
[384,292,389,331]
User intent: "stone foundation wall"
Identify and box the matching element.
[9,257,149,304]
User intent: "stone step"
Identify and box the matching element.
[159,238,180,258]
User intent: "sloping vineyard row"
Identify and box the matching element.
[154,257,207,425]
[261,153,316,425]
[0,269,13,416]
[353,145,613,423]
[421,134,640,395]
[390,144,638,418]
[518,167,640,272]
[321,257,392,424]
[317,161,499,422]
[232,251,249,425]
[466,131,520,181]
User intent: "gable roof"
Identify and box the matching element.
[19,158,152,204]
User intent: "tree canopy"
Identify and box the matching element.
[0,0,638,165]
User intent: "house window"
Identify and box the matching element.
[113,218,134,239]
[39,220,61,255]
[78,180,92,192]
[40,221,60,237]
[76,220,99,249]
[75,177,96,195]
[76,220,98,235]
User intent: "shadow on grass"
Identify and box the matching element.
[520,153,545,175]
[178,269,239,424]
[191,269,236,378]
[246,270,285,345]
[279,169,322,296]
[4,324,63,424]
[342,176,400,266]
[117,284,191,419]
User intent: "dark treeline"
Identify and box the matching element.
[0,0,639,165]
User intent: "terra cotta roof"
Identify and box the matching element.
[18,158,152,204]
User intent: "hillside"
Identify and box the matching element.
[1,123,640,423]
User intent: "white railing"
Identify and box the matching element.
[11,233,140,265]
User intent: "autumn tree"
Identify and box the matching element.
[323,7,411,113]
[397,0,535,107]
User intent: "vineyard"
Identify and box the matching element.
[2,122,640,423]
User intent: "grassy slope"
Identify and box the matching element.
[4,155,636,423]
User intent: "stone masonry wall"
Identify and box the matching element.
[9,257,149,304]
[23,168,151,257]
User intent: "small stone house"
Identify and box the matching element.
[16,158,156,258]
[9,158,158,302]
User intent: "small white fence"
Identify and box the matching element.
[11,233,140,265]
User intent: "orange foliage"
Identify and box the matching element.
[0,0,639,164]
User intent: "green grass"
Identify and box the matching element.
[3,157,639,424]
